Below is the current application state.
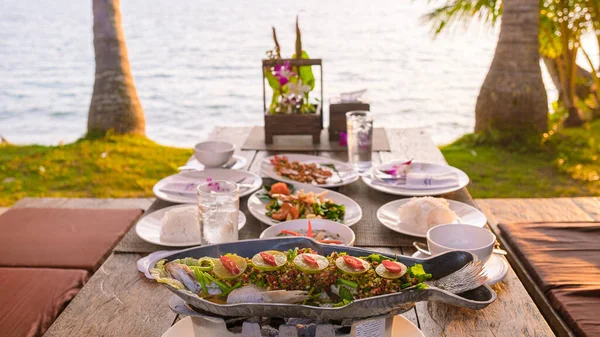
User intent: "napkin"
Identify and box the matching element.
[372,171,459,190]
[159,182,198,195]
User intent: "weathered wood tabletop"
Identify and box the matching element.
[43,127,555,337]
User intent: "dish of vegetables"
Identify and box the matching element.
[151,247,432,308]
[247,182,362,226]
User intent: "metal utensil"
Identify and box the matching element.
[413,241,507,256]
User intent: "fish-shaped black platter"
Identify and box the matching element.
[151,237,496,320]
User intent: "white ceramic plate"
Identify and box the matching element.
[135,204,246,247]
[412,251,508,285]
[161,315,424,337]
[377,198,487,238]
[247,184,362,227]
[179,154,248,171]
[362,162,469,196]
[153,169,262,203]
[260,219,356,246]
[260,153,360,188]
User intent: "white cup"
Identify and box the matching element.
[426,224,496,263]
[193,141,235,168]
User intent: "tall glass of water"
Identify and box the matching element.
[197,180,239,245]
[346,110,373,172]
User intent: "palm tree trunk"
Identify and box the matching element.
[543,57,594,102]
[88,0,145,136]
[475,0,548,135]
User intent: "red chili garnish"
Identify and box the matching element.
[220,255,240,275]
[302,254,319,267]
[307,219,313,238]
[382,260,402,274]
[280,229,302,236]
[343,255,365,270]
[260,251,277,266]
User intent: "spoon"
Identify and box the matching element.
[412,241,507,256]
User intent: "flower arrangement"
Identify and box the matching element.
[264,17,317,115]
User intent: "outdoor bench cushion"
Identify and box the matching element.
[0,207,143,272]
[499,221,600,337]
[0,267,89,337]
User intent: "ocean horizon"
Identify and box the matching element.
[1,0,579,147]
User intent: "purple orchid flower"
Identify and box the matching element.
[206,178,221,192]
[339,132,348,147]
[382,159,413,177]
[273,61,295,86]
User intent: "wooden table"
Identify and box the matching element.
[43,127,555,337]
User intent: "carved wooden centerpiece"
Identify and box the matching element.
[262,18,323,144]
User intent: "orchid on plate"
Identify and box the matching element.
[382,160,413,177]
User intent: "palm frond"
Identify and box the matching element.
[420,0,503,36]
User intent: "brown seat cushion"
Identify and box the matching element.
[0,207,142,272]
[0,267,89,337]
[499,222,600,337]
[548,286,600,337]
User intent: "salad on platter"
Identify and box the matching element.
[151,247,432,307]
[258,182,345,222]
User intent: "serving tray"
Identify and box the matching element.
[150,237,496,320]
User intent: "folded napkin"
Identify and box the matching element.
[159,182,198,195]
[372,171,459,190]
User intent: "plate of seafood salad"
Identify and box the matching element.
[261,154,360,188]
[150,248,432,308]
[247,181,362,226]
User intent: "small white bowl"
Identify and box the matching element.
[426,224,495,262]
[193,141,235,168]
[260,219,355,246]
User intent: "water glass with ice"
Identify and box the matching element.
[346,110,373,173]
[197,180,239,245]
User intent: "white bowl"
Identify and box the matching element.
[193,141,235,168]
[426,224,495,262]
[259,219,355,246]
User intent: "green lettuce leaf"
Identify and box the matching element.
[150,259,185,290]
[407,264,432,283]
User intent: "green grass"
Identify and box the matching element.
[441,120,600,198]
[0,135,192,206]
[1,121,598,206]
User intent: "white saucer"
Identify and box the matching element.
[161,314,424,337]
[412,251,509,285]
[136,204,246,247]
[181,154,248,171]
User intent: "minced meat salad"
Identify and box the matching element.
[152,248,432,307]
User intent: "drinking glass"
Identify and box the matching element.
[346,110,373,172]
[197,180,239,245]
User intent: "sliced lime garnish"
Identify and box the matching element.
[212,254,247,280]
[335,256,370,275]
[375,261,407,279]
[251,250,287,271]
[293,253,329,273]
